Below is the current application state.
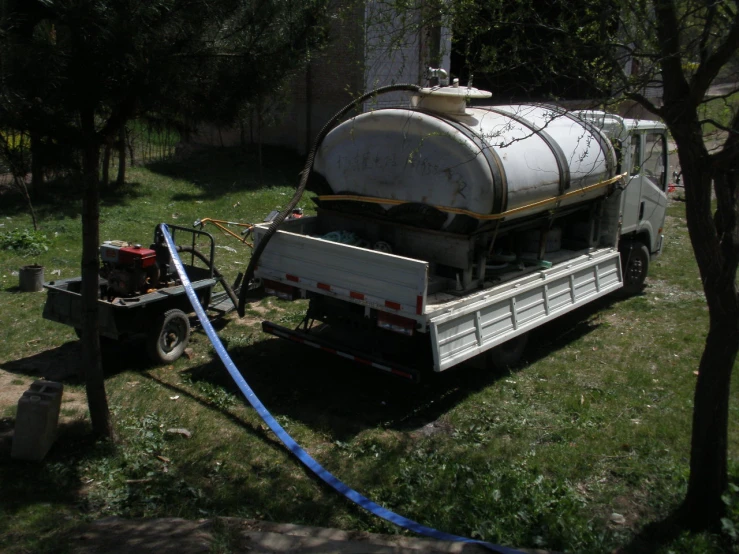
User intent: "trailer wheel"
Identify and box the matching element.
[147,309,191,364]
[487,332,529,370]
[620,240,650,295]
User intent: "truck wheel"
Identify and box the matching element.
[487,332,529,370]
[620,240,650,295]
[147,309,190,364]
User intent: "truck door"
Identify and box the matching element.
[639,132,668,253]
[620,133,643,235]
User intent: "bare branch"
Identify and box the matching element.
[691,8,739,101]
[699,118,739,134]
[699,2,718,64]
[625,91,665,118]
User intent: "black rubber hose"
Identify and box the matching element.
[177,245,240,311]
[237,83,422,316]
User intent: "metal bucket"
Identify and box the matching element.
[19,264,44,292]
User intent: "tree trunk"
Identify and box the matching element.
[676,141,739,530]
[127,128,136,167]
[682,316,738,528]
[30,132,43,193]
[116,124,126,187]
[102,143,111,187]
[257,105,263,184]
[80,107,114,440]
[13,175,37,231]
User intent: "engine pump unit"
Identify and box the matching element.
[100,241,159,298]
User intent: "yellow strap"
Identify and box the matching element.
[317,173,626,221]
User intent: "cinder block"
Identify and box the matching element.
[11,380,64,462]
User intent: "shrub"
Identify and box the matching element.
[0,228,49,255]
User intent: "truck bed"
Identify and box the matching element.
[254,216,623,371]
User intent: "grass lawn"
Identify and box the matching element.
[0,146,737,554]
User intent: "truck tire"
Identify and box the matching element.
[487,332,529,370]
[620,240,650,295]
[147,309,190,364]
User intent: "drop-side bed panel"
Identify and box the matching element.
[253,223,429,317]
[429,249,622,371]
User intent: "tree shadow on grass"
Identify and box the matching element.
[1,336,168,384]
[0,177,146,221]
[147,145,305,200]
[0,418,101,540]
[612,507,720,553]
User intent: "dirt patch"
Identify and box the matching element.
[411,419,454,439]
[646,279,704,303]
[67,516,528,554]
[234,301,278,327]
[71,517,211,554]
[0,368,87,424]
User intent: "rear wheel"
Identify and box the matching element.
[620,240,650,295]
[487,332,529,370]
[147,309,191,364]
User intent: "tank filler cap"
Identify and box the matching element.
[411,83,492,116]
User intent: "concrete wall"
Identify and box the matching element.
[197,1,450,155]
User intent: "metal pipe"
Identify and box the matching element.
[427,67,449,86]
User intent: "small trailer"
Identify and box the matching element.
[253,83,669,381]
[42,225,237,364]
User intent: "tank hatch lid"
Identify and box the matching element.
[412,80,492,116]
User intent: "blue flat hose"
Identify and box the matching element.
[161,224,525,554]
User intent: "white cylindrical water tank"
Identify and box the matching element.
[313,89,617,230]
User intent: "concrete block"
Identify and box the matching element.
[11,380,64,462]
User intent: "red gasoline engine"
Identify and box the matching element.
[100,241,160,297]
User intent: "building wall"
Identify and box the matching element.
[244,1,366,155]
[209,1,449,155]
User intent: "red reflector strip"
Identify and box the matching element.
[416,295,423,315]
[317,282,331,291]
[385,300,401,310]
[286,274,299,282]
[391,369,414,380]
[350,291,365,300]
[355,357,373,366]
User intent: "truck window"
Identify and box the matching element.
[629,134,641,175]
[643,133,667,191]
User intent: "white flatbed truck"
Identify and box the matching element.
[252,97,668,381]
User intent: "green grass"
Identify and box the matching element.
[0,149,737,553]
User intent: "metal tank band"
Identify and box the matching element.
[540,104,618,179]
[416,109,509,213]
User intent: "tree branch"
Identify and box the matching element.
[625,90,665,118]
[699,2,718,64]
[653,0,692,107]
[691,7,739,102]
[699,118,739,134]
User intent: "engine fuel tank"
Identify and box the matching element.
[313,90,617,230]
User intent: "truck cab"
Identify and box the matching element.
[576,112,668,255]
[575,112,668,292]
